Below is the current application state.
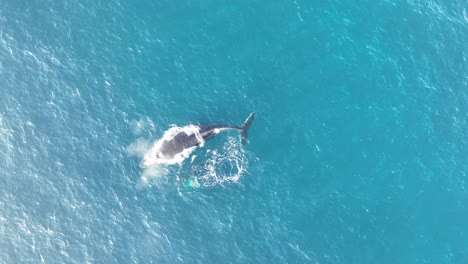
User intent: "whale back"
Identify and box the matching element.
[159,131,200,159]
[159,124,236,159]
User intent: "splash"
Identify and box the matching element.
[126,138,152,159]
[136,165,170,190]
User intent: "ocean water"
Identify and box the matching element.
[1,0,467,263]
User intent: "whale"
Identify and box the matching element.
[141,113,255,168]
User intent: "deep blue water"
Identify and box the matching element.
[1,0,468,263]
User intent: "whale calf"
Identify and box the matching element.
[141,113,255,168]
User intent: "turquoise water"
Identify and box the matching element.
[1,0,467,263]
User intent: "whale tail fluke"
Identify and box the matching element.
[239,112,255,145]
